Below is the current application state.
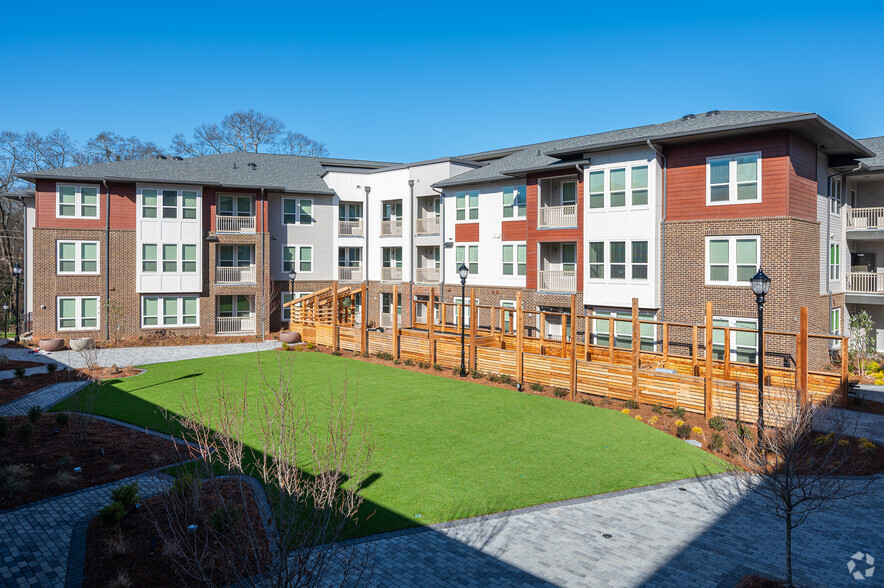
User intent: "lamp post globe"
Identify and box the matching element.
[288,269,296,293]
[458,263,469,377]
[750,268,771,461]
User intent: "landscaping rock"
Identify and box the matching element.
[685,439,702,447]
[279,331,301,344]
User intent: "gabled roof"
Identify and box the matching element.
[19,152,397,195]
[858,137,884,170]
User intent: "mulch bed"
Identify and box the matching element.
[0,370,89,405]
[84,478,270,587]
[0,415,180,510]
[0,359,46,370]
[735,575,786,588]
[847,394,884,415]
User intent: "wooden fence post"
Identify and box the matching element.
[428,287,435,365]
[662,323,669,363]
[410,294,416,329]
[570,294,577,401]
[692,326,699,375]
[469,289,477,372]
[360,282,367,354]
[332,281,339,351]
[841,336,849,408]
[798,307,808,404]
[631,298,640,402]
[705,301,713,419]
[724,327,731,380]
[392,284,399,360]
[608,318,615,364]
[516,291,524,385]
[585,311,593,360]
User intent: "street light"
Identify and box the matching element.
[12,263,22,343]
[288,269,296,293]
[458,262,469,377]
[2,303,8,339]
[750,268,771,460]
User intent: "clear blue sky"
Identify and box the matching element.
[2,0,882,163]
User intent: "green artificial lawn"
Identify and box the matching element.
[56,350,727,535]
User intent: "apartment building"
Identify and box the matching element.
[17,110,880,365]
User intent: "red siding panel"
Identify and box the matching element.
[525,173,583,291]
[455,223,480,242]
[501,220,527,241]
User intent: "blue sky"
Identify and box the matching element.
[2,1,882,163]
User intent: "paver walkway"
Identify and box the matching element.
[44,340,280,369]
[0,345,61,381]
[813,405,884,445]
[0,380,91,417]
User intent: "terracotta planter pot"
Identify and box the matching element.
[279,331,301,344]
[39,338,65,352]
[69,338,94,352]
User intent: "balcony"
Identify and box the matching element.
[848,207,884,229]
[415,217,440,235]
[339,220,363,237]
[381,219,403,237]
[216,314,256,335]
[381,267,402,282]
[339,266,363,281]
[215,265,257,284]
[538,205,577,229]
[216,215,256,233]
[415,267,440,283]
[847,272,884,294]
[538,269,576,292]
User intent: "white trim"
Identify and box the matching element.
[281,197,314,226]
[56,295,100,331]
[282,244,313,274]
[585,161,652,212]
[585,239,650,282]
[137,186,202,222]
[281,291,312,321]
[455,243,480,277]
[502,185,527,219]
[56,183,101,219]
[501,243,527,277]
[830,307,842,336]
[140,295,200,329]
[56,240,100,275]
[454,189,479,222]
[705,235,761,286]
[705,151,762,206]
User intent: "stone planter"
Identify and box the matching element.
[69,338,94,352]
[39,338,65,352]
[279,331,301,344]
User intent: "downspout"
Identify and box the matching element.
[102,180,110,341]
[647,140,667,320]
[408,180,415,323]
[432,186,445,288]
[826,161,865,329]
[364,186,371,323]
[260,188,266,340]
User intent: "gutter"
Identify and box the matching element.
[647,140,667,320]
[260,188,266,340]
[102,180,110,341]
[827,161,866,328]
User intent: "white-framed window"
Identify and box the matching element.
[503,186,526,218]
[453,295,473,327]
[57,240,99,274]
[142,244,158,272]
[382,247,402,268]
[455,190,479,221]
[631,241,648,280]
[282,245,313,273]
[588,170,604,209]
[218,295,252,317]
[142,189,158,218]
[705,236,760,286]
[610,242,626,279]
[282,198,313,225]
[182,244,197,272]
[830,307,842,335]
[588,242,604,279]
[706,152,761,205]
[218,195,253,218]
[380,292,402,326]
[829,243,841,281]
[502,244,526,276]
[593,309,656,351]
[141,243,198,273]
[142,295,198,328]
[162,244,178,272]
[218,245,253,267]
[281,291,311,321]
[57,184,100,219]
[57,296,99,331]
[712,316,758,363]
[338,202,362,221]
[610,169,626,207]
[587,163,651,210]
[140,187,199,220]
[830,177,843,214]
[501,299,517,332]
[631,166,649,206]
[561,180,577,207]
[587,240,648,281]
[456,244,479,275]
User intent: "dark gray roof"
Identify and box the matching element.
[19,152,396,195]
[0,190,35,199]
[434,110,873,189]
[858,137,884,170]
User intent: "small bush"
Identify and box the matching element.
[691,426,704,437]
[306,342,315,350]
[103,529,131,557]
[13,366,26,378]
[487,373,500,383]
[55,412,70,426]
[172,471,201,498]
[650,415,659,425]
[708,432,724,451]
[470,369,482,379]
[580,398,594,406]
[393,359,401,365]
[417,361,429,369]
[635,415,643,422]
[27,405,43,424]
[16,423,34,443]
[375,351,393,361]
[676,424,692,439]
[499,374,513,385]
[859,438,877,453]
[651,404,663,414]
[209,500,243,533]
[331,350,343,356]
[281,342,290,351]
[100,501,127,526]
[670,406,686,419]
[838,438,850,447]
[553,387,568,398]
[0,416,7,437]
[404,358,414,366]
[46,362,58,373]
[530,382,543,392]
[708,416,725,431]
[674,419,684,427]
[624,399,639,410]
[736,424,753,442]
[110,482,140,508]
[433,363,443,371]
[865,360,880,374]
[621,408,631,415]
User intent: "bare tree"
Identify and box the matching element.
[724,399,876,587]
[275,131,329,157]
[81,131,162,163]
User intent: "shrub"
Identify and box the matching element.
[452,367,461,376]
[361,352,370,358]
[838,438,850,447]
[736,424,753,442]
[103,529,131,557]
[306,342,315,350]
[46,362,58,373]
[375,351,393,361]
[99,501,127,526]
[859,438,877,453]
[27,405,43,424]
[621,408,631,415]
[487,373,500,383]
[676,424,692,439]
[624,399,639,410]
[635,415,643,421]
[674,419,685,427]
[16,423,34,443]
[172,471,201,498]
[812,432,835,446]
[651,404,663,414]
[580,398,594,406]
[708,432,724,451]
[553,387,568,398]
[433,363,443,371]
[110,482,141,508]
[417,361,429,369]
[650,415,659,425]
[404,358,414,366]
[470,369,482,379]
[13,366,26,378]
[530,382,543,392]
[281,343,290,351]
[209,500,243,533]
[708,416,725,431]
[865,360,880,374]
[499,374,513,385]
[55,412,70,426]
[331,350,343,356]
[393,359,402,365]
[670,406,686,419]
[0,416,7,437]
[691,426,704,437]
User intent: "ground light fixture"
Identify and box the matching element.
[458,263,469,377]
[750,268,771,461]
[12,263,22,343]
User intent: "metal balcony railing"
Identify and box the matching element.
[415,217,440,235]
[538,269,577,292]
[338,220,363,236]
[216,215,256,233]
[381,219,403,236]
[538,205,577,228]
[216,314,256,334]
[339,266,363,281]
[215,265,256,284]
[847,207,884,229]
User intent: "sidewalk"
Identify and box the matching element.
[44,340,281,369]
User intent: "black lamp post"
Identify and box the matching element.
[12,263,22,343]
[457,262,469,377]
[288,269,296,293]
[750,268,771,459]
[2,302,8,338]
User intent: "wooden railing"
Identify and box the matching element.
[847,207,884,229]
[216,314,255,334]
[339,266,363,281]
[415,267,440,283]
[538,205,577,228]
[381,219,403,236]
[415,217,440,235]
[539,270,576,292]
[381,267,402,282]
[847,271,884,293]
[216,215,256,233]
[215,265,256,284]
[338,220,363,236]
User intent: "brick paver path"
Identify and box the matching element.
[0,380,90,417]
[44,340,280,369]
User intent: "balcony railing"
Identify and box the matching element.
[415,267,440,283]
[415,217,440,235]
[847,207,884,229]
[538,205,577,228]
[339,220,363,236]
[847,272,884,294]
[216,314,256,334]
[339,266,363,281]
[381,219,403,237]
[215,265,256,284]
[381,266,402,282]
[538,269,577,292]
[216,215,256,233]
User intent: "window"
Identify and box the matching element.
[182,244,197,273]
[707,153,761,204]
[162,244,178,272]
[502,244,526,276]
[141,243,196,273]
[57,296,99,330]
[830,307,841,335]
[562,243,576,273]
[830,177,843,214]
[142,188,200,220]
[594,310,656,350]
[588,242,604,279]
[142,244,157,272]
[453,296,472,326]
[382,247,402,268]
[57,185,99,219]
[587,164,651,210]
[162,190,178,218]
[501,300,516,332]
[338,202,362,221]
[503,186,526,218]
[219,195,253,217]
[339,247,362,267]
[712,316,758,363]
[281,291,311,321]
[381,293,402,326]
[631,241,648,280]
[829,243,841,281]
[589,171,605,209]
[218,245,253,267]
[609,169,626,207]
[561,180,577,206]
[706,236,759,285]
[456,245,478,275]
[142,189,158,218]
[610,242,626,279]
[182,191,198,219]
[282,246,312,273]
[282,198,313,225]
[455,190,479,221]
[142,295,198,327]
[631,166,649,206]
[57,241,99,274]
[218,295,252,317]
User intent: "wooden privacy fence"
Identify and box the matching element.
[286,284,849,425]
